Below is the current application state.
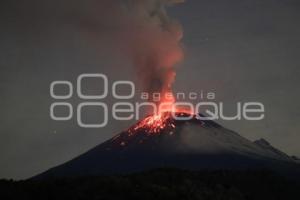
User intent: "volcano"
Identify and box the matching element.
[34,113,300,179]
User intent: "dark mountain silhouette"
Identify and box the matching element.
[3,169,300,200]
[33,113,300,179]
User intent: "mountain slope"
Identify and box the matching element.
[33,113,299,179]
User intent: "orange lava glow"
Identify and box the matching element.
[129,95,195,135]
[132,112,174,134]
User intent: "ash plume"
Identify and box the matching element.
[84,0,185,103]
[124,0,185,103]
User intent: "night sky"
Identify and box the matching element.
[0,0,299,179]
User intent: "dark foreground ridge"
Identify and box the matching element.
[1,169,300,200]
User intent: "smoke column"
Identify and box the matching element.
[124,0,185,105]
[83,0,184,107]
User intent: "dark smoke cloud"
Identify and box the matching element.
[81,0,185,102]
[1,0,184,100]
